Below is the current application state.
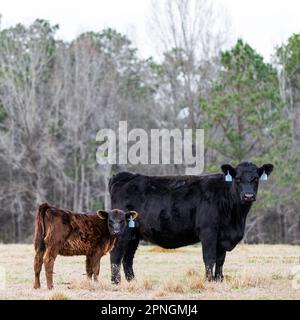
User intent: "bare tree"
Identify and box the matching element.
[148,0,231,130]
[0,21,66,241]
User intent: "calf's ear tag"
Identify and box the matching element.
[128,216,135,228]
[260,170,268,181]
[225,171,232,182]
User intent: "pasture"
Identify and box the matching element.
[0,244,299,300]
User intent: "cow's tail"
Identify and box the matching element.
[34,203,49,252]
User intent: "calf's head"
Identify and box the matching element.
[221,162,274,204]
[97,209,139,236]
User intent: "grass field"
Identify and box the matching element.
[0,244,299,300]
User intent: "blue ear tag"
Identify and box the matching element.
[128,216,135,228]
[260,170,268,181]
[225,171,232,182]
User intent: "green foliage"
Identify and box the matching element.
[203,39,290,162]
[277,33,300,89]
[0,19,58,88]
[276,33,300,200]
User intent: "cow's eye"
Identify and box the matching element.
[235,178,241,183]
[253,178,258,182]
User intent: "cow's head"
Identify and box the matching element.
[221,162,274,204]
[97,209,139,236]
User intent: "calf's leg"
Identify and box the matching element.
[91,251,102,282]
[110,234,129,285]
[122,238,139,282]
[86,255,93,280]
[43,247,59,290]
[33,249,45,289]
[110,251,122,285]
[93,259,101,282]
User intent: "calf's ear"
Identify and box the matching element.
[258,164,274,177]
[126,211,139,220]
[221,164,236,178]
[97,210,109,219]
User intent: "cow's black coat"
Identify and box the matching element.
[109,162,273,283]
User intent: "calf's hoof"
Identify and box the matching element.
[125,275,135,282]
[33,284,40,289]
[111,274,121,285]
[111,279,121,285]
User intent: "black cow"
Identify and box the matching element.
[109,162,273,283]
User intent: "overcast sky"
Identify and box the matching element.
[0,0,299,61]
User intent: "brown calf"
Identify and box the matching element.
[33,203,138,289]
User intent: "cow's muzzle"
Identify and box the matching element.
[243,193,256,202]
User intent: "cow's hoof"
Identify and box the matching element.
[214,275,224,282]
[47,285,54,290]
[33,284,40,289]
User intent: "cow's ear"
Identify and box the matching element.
[221,164,236,178]
[97,210,109,219]
[126,211,139,220]
[258,164,274,178]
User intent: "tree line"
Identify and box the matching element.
[0,1,299,244]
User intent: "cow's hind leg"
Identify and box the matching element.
[214,248,226,281]
[43,247,59,290]
[122,238,139,282]
[34,249,45,289]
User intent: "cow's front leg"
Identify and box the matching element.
[214,247,226,281]
[201,228,217,282]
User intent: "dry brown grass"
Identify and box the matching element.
[185,266,200,277]
[162,280,186,293]
[226,272,273,289]
[187,275,206,291]
[149,246,183,253]
[0,244,299,300]
[49,291,70,300]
